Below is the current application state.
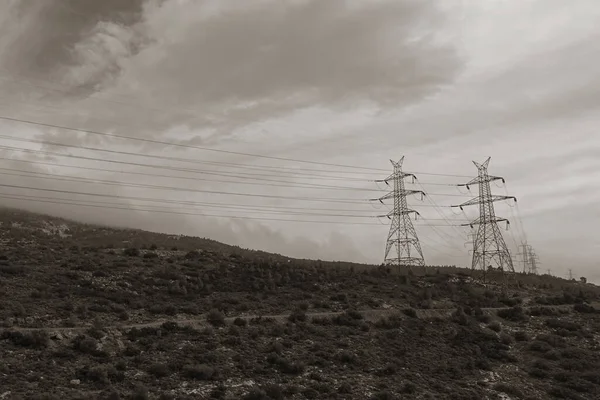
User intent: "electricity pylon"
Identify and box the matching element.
[518,243,530,273]
[451,157,517,279]
[372,157,425,270]
[464,232,476,253]
[530,249,540,275]
[518,243,540,274]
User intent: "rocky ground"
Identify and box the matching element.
[1,208,599,399]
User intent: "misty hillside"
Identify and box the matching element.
[1,207,600,399]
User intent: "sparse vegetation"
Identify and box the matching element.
[1,209,600,399]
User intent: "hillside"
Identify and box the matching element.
[1,208,600,400]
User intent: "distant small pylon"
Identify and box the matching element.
[517,243,538,274]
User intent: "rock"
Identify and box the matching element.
[70,379,80,385]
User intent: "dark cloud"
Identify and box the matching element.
[0,0,146,85]
[0,0,460,141]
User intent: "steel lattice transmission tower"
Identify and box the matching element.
[452,157,517,277]
[372,157,425,269]
[518,243,539,274]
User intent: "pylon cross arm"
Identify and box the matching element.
[402,189,425,197]
[460,216,508,227]
[373,192,394,202]
[458,175,505,188]
[453,195,516,209]
[378,209,419,218]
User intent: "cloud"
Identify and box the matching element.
[0,0,146,85]
[0,0,460,142]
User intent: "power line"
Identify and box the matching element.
[0,172,472,222]
[0,191,470,220]
[0,165,380,193]
[0,137,375,182]
[0,192,463,227]
[0,192,374,214]
[0,114,473,178]
[0,162,471,201]
[0,139,466,190]
[0,181,473,222]
[0,190,372,219]
[0,182,367,204]
[416,181,469,241]
[0,193,380,226]
[0,114,390,171]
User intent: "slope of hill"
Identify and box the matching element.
[1,208,600,400]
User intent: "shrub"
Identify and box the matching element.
[338,351,358,364]
[537,333,567,348]
[183,364,216,380]
[546,319,580,332]
[243,389,267,400]
[233,317,247,327]
[288,310,307,323]
[374,314,403,329]
[148,363,170,378]
[332,310,363,327]
[528,341,552,353]
[264,385,285,400]
[338,383,352,394]
[1,330,49,348]
[123,248,140,257]
[497,306,528,322]
[131,385,149,400]
[499,333,513,345]
[513,330,529,341]
[118,310,130,321]
[401,382,417,394]
[73,335,99,355]
[476,313,492,323]
[530,306,559,317]
[267,355,305,375]
[207,309,225,327]
[209,384,227,399]
[488,321,502,332]
[371,391,395,400]
[493,383,523,397]
[574,303,596,313]
[403,308,418,318]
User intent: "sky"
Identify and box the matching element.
[0,0,598,281]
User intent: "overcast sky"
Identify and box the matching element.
[0,0,598,281]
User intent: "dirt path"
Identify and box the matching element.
[1,303,579,334]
